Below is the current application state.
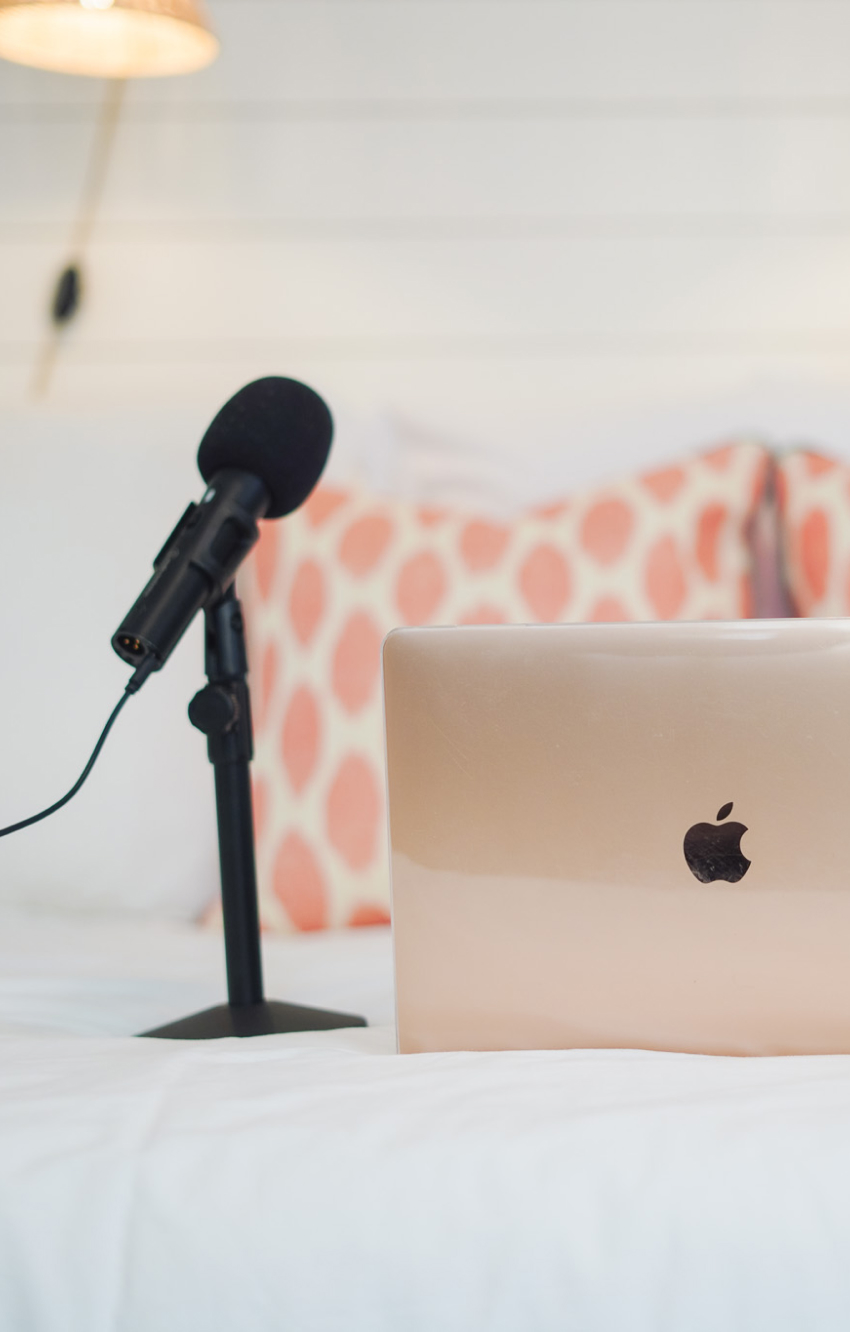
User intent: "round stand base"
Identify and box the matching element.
[140,999,367,1040]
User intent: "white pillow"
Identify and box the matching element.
[0,398,417,919]
[0,407,221,918]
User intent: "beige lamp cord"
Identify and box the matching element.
[32,77,126,399]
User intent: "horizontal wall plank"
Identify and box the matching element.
[13,334,850,367]
[15,97,850,124]
[14,98,850,129]
[6,116,850,225]
[3,0,850,470]
[3,2,850,106]
[5,349,850,491]
[6,235,850,343]
[12,219,850,243]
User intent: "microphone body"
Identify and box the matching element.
[112,376,333,682]
[113,469,269,670]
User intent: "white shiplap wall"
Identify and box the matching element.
[3,2,850,921]
[4,0,850,480]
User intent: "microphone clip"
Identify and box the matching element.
[188,593,252,767]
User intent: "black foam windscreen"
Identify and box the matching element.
[197,376,333,520]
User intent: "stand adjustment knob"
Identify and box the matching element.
[188,684,238,735]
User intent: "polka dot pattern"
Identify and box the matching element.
[327,754,380,871]
[396,551,447,624]
[645,536,686,619]
[777,449,850,614]
[339,514,393,575]
[347,904,392,928]
[256,641,279,729]
[305,488,347,528]
[289,560,324,646]
[254,522,279,601]
[460,603,507,625]
[332,611,382,714]
[281,685,320,795]
[519,544,571,621]
[642,466,686,503]
[460,520,510,571]
[800,509,829,603]
[590,595,628,622]
[272,831,327,932]
[239,443,769,931]
[252,773,269,842]
[580,499,634,566]
[696,503,727,582]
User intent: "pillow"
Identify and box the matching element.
[240,441,770,932]
[0,409,218,921]
[776,449,850,616]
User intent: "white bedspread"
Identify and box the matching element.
[1,910,850,1331]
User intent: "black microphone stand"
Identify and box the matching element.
[142,585,366,1039]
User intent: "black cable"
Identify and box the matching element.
[0,679,141,840]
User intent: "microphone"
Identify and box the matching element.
[112,376,332,682]
[109,374,365,1037]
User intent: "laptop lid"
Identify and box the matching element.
[383,620,850,1056]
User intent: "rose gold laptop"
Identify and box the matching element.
[383,620,850,1056]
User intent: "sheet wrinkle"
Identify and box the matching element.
[5,912,850,1330]
[101,1050,193,1332]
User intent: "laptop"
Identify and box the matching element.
[383,620,850,1056]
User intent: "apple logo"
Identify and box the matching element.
[683,801,751,883]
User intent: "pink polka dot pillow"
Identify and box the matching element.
[241,440,769,932]
[777,448,850,614]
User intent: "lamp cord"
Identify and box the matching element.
[32,78,127,399]
[67,78,127,259]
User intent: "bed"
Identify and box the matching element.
[3,414,850,1329]
[2,906,850,1331]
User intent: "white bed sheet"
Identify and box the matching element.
[1,908,850,1332]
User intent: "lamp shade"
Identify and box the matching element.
[0,0,218,77]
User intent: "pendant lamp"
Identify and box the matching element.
[0,0,218,78]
